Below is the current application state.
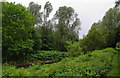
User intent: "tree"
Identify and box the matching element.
[43,1,53,26]
[80,5,120,52]
[27,2,42,51]
[2,2,34,62]
[80,27,106,53]
[101,8,120,47]
[31,27,42,50]
[27,1,54,50]
[115,0,120,45]
[27,2,42,25]
[53,6,80,51]
[40,2,54,50]
[66,41,83,56]
[115,0,120,7]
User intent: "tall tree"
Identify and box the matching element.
[27,1,54,50]
[2,2,34,62]
[27,2,42,25]
[80,26,106,53]
[101,8,120,47]
[115,0,120,47]
[40,2,54,50]
[80,4,120,52]
[27,2,42,51]
[53,6,80,51]
[43,1,53,26]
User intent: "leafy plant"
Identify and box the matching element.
[2,2,34,62]
[66,41,83,56]
[2,48,118,77]
[31,50,69,61]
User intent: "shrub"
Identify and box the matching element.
[66,41,83,56]
[31,50,69,61]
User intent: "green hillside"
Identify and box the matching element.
[2,48,119,77]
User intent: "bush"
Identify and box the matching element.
[66,41,83,56]
[31,50,69,61]
[2,64,31,76]
[79,27,106,53]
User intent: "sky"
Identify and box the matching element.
[7,0,115,38]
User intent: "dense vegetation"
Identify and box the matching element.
[1,0,120,77]
[31,50,69,61]
[2,2,34,62]
[75,5,120,53]
[2,48,119,76]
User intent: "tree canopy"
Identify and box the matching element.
[78,2,120,52]
[2,2,34,62]
[53,6,80,51]
[2,1,120,62]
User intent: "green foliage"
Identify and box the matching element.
[53,6,80,51]
[31,50,69,61]
[27,2,81,51]
[66,41,83,56]
[27,2,42,25]
[2,1,119,77]
[27,2,43,51]
[2,64,31,76]
[2,48,118,76]
[40,25,54,50]
[39,2,54,50]
[2,2,34,62]
[31,27,42,51]
[101,8,120,47]
[44,1,53,18]
[80,27,106,52]
[0,63,1,78]
[27,2,54,50]
[80,7,120,52]
[106,52,119,76]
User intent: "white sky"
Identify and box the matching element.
[7,0,115,38]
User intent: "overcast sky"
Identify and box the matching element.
[7,0,115,38]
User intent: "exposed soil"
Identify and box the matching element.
[16,60,56,68]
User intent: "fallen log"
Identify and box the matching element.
[41,60,56,64]
[16,60,56,68]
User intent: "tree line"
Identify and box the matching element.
[2,0,120,62]
[2,1,80,62]
[62,0,120,55]
[79,1,120,53]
